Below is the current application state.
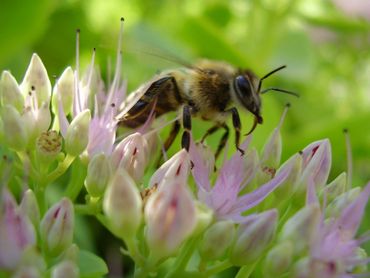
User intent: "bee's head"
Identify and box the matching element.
[233,70,263,125]
[233,66,298,135]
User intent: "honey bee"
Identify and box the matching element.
[116,60,297,159]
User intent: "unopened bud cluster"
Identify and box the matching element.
[0,36,369,278]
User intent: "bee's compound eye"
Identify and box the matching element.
[235,75,252,96]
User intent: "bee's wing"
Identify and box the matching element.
[115,82,151,121]
[115,75,173,122]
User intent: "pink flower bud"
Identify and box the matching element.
[65,109,91,156]
[264,241,293,276]
[111,132,149,182]
[199,220,235,261]
[145,150,196,259]
[326,187,361,219]
[13,266,41,278]
[0,71,24,111]
[260,105,289,177]
[280,204,321,254]
[299,139,331,189]
[20,189,40,227]
[1,105,28,151]
[230,209,278,266]
[40,198,74,257]
[149,149,191,190]
[85,153,111,197]
[0,190,36,270]
[51,260,79,278]
[19,100,51,146]
[103,169,142,239]
[320,172,347,203]
[20,54,51,106]
[260,126,282,171]
[273,153,302,199]
[192,201,214,236]
[52,67,74,117]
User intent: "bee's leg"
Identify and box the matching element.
[201,125,221,143]
[181,105,192,152]
[228,107,244,155]
[163,120,181,151]
[214,123,229,160]
[156,120,181,167]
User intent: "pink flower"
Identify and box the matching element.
[291,179,370,278]
[57,23,126,159]
[0,189,36,270]
[190,137,294,222]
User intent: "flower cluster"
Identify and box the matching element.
[0,24,369,278]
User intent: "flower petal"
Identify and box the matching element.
[229,156,294,214]
[336,182,370,239]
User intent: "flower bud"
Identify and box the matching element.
[273,153,302,199]
[325,187,361,219]
[40,198,74,257]
[299,140,331,190]
[143,130,159,158]
[320,172,347,203]
[192,201,213,236]
[36,130,62,164]
[17,246,46,275]
[351,247,368,274]
[103,169,142,239]
[230,209,278,266]
[65,109,91,156]
[264,241,293,276]
[150,149,191,190]
[20,54,51,106]
[199,220,234,261]
[20,189,40,227]
[61,244,79,262]
[51,260,79,278]
[0,190,36,270]
[291,257,310,278]
[260,127,282,172]
[85,153,111,197]
[52,67,74,116]
[20,101,51,145]
[0,71,24,111]
[145,151,196,259]
[111,132,149,182]
[13,266,40,278]
[280,204,321,254]
[1,105,28,150]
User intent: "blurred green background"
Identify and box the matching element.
[1,0,370,275]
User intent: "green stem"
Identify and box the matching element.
[235,262,258,278]
[165,236,200,278]
[202,260,232,277]
[16,151,38,180]
[44,154,75,186]
[125,236,145,267]
[34,184,46,215]
[74,204,96,215]
[134,253,157,278]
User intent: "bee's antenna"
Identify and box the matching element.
[257,65,286,92]
[260,87,299,97]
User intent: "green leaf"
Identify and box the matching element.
[78,250,108,278]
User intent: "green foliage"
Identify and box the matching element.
[79,250,108,278]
